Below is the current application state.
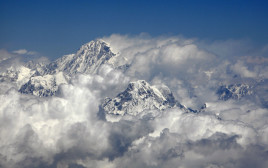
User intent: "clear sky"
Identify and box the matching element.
[1,0,268,60]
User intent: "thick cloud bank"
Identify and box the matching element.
[0,34,268,168]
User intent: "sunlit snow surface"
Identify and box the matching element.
[0,35,268,168]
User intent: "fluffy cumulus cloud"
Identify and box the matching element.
[0,49,24,73]
[0,48,42,73]
[0,34,268,168]
[0,49,15,62]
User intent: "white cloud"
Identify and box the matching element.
[0,49,15,62]
[231,60,257,78]
[1,72,267,168]
[12,49,37,55]
[0,49,23,72]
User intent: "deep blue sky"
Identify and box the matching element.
[1,0,268,60]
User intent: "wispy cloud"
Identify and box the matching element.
[12,49,37,55]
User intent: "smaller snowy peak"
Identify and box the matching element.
[19,72,68,97]
[101,80,190,117]
[0,66,35,88]
[217,84,253,101]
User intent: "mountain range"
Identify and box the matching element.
[0,39,264,116]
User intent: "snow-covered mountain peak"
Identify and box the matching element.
[76,39,112,56]
[45,39,116,75]
[101,80,189,117]
[127,80,151,92]
[124,80,170,101]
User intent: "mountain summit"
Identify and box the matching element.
[43,40,121,75]
[101,80,193,118]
